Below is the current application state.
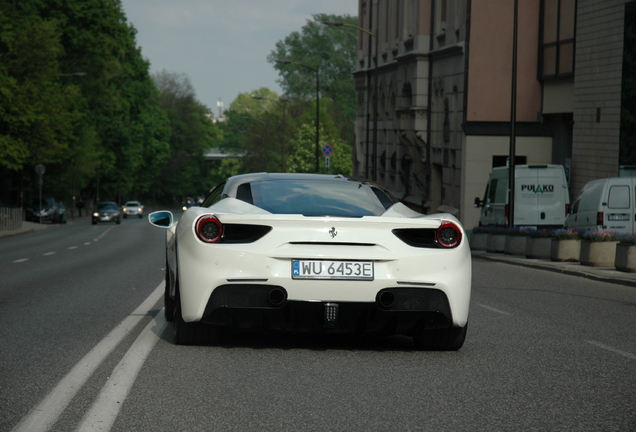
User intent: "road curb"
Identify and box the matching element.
[472,251,636,288]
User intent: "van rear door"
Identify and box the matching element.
[603,178,634,233]
[514,165,568,228]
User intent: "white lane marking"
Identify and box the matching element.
[587,340,636,360]
[11,283,164,432]
[77,311,167,432]
[68,246,78,250]
[13,258,29,263]
[476,303,511,315]
[43,252,56,256]
[84,242,91,246]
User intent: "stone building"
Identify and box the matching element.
[353,0,635,229]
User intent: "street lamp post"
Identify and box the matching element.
[323,20,378,181]
[276,60,320,173]
[508,0,519,227]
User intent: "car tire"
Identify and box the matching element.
[116,217,121,225]
[138,214,143,219]
[164,264,175,322]
[413,324,467,351]
[123,214,127,219]
[92,220,97,225]
[173,285,221,346]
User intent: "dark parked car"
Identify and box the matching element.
[92,202,122,225]
[26,198,66,224]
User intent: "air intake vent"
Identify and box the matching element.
[392,228,438,248]
[222,224,271,243]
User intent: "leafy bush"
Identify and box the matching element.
[529,229,553,238]
[507,227,531,236]
[551,229,581,240]
[617,233,636,245]
[581,230,620,242]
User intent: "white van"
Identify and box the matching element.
[475,164,570,228]
[565,177,636,233]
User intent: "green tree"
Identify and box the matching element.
[267,13,357,144]
[0,0,172,208]
[153,70,221,203]
[0,13,83,170]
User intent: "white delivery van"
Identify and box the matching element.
[565,177,636,233]
[475,164,570,228]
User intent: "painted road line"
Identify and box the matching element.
[11,282,164,432]
[476,303,511,315]
[77,311,167,432]
[587,340,636,360]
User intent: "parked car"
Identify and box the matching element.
[26,198,66,224]
[475,164,570,229]
[122,200,144,219]
[92,202,122,225]
[565,176,636,233]
[149,173,471,349]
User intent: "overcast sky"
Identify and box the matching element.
[119,0,358,116]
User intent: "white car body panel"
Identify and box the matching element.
[150,173,471,348]
[173,201,471,327]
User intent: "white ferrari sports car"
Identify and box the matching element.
[149,173,471,350]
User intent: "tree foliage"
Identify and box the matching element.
[152,70,222,202]
[220,88,352,176]
[0,0,220,208]
[267,13,357,144]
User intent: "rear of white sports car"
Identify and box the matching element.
[154,173,471,350]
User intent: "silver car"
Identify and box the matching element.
[122,201,144,219]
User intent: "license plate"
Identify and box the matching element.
[292,260,374,280]
[608,214,630,221]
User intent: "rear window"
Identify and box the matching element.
[244,179,397,217]
[98,202,118,210]
[608,185,630,209]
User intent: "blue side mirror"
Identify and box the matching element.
[148,211,173,228]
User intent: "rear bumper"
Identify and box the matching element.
[199,285,453,336]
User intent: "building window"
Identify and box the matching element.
[539,0,576,80]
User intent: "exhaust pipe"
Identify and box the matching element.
[378,290,395,308]
[268,288,287,306]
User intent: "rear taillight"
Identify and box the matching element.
[195,215,223,243]
[436,221,462,248]
[597,212,604,226]
[565,204,570,216]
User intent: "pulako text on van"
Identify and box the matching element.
[475,164,570,229]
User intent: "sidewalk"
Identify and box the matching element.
[0,214,90,239]
[0,221,48,238]
[472,249,636,288]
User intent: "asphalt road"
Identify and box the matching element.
[1,219,635,431]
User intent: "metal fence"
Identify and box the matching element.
[0,207,22,231]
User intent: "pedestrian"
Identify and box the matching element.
[76,198,85,217]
